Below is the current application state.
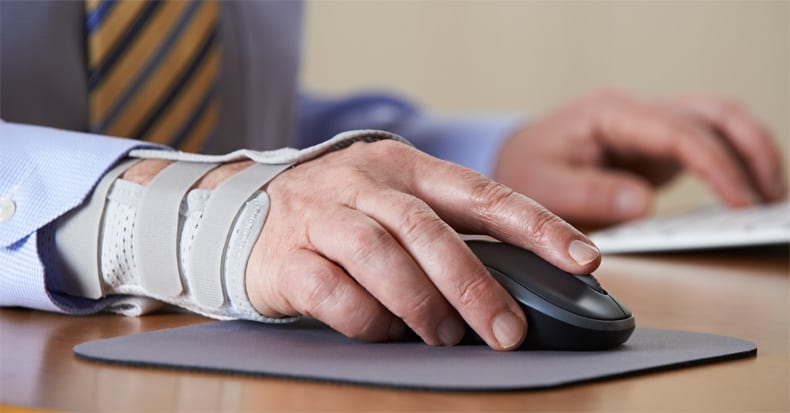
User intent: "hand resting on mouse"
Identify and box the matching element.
[124,139,602,351]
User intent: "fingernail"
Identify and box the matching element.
[492,311,526,350]
[569,239,600,266]
[615,187,647,218]
[437,317,465,346]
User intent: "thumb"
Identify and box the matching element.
[532,166,654,225]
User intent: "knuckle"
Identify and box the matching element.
[470,179,517,219]
[661,122,686,144]
[331,163,371,185]
[399,201,447,246]
[655,120,693,154]
[333,167,379,208]
[525,207,564,247]
[456,276,491,309]
[299,266,343,317]
[392,291,435,324]
[366,138,414,160]
[346,310,388,341]
[347,221,392,263]
[376,138,410,152]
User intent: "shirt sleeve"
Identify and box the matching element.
[0,120,163,313]
[297,92,523,178]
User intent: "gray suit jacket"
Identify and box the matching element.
[0,0,303,153]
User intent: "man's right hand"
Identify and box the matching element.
[494,88,787,225]
[242,140,601,351]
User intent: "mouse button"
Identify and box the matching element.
[473,242,575,288]
[574,293,631,320]
[485,264,617,320]
[494,265,629,321]
[609,293,633,317]
[485,267,541,307]
[468,241,625,319]
[573,274,606,294]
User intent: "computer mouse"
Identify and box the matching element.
[465,240,635,350]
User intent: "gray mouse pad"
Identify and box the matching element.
[74,320,756,391]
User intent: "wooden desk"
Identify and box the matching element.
[1,249,787,412]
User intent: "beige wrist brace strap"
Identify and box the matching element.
[55,130,409,321]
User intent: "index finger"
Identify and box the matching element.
[676,96,787,202]
[353,188,528,351]
[407,153,602,275]
[351,143,600,351]
[592,96,759,207]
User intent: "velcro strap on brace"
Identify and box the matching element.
[134,162,218,298]
[56,158,141,299]
[187,163,290,308]
[55,130,409,320]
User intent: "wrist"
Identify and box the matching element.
[120,159,172,185]
[121,158,255,189]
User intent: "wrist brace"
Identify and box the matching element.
[54,130,409,321]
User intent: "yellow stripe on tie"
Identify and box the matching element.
[104,0,218,139]
[88,0,188,123]
[85,0,102,14]
[87,0,146,70]
[145,46,220,145]
[86,0,219,150]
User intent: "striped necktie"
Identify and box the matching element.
[85,0,220,152]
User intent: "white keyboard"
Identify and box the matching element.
[589,200,790,253]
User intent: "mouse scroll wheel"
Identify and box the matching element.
[573,274,607,294]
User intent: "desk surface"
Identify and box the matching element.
[1,249,788,412]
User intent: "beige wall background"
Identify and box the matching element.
[302,0,789,214]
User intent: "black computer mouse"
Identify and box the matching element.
[465,240,635,350]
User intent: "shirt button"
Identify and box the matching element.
[0,197,16,222]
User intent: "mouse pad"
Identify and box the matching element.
[74,320,756,391]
